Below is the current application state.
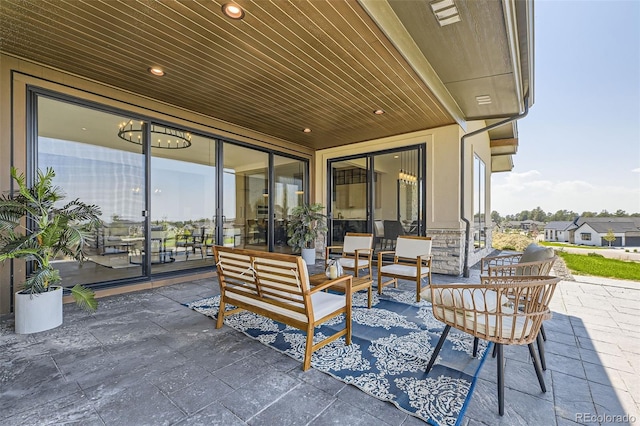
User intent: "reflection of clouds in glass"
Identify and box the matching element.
[40,137,144,221]
[150,156,217,222]
[39,137,221,223]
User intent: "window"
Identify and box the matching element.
[473,154,486,249]
[581,233,591,241]
[33,92,309,289]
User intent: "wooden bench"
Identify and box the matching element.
[213,246,353,371]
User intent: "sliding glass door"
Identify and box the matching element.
[330,158,369,245]
[328,146,424,251]
[222,144,269,252]
[274,155,306,253]
[37,97,146,283]
[149,129,216,273]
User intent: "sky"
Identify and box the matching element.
[491,0,640,216]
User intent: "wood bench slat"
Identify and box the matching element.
[213,245,352,371]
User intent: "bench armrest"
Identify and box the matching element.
[309,275,352,294]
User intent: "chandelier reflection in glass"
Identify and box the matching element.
[117,120,192,149]
[398,150,417,185]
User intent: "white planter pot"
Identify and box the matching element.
[301,248,316,266]
[14,286,63,334]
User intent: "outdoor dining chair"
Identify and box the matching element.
[423,274,561,416]
[377,235,432,302]
[325,232,374,279]
[481,244,557,369]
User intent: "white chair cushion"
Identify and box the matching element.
[339,257,369,269]
[421,287,508,312]
[229,284,345,322]
[310,291,347,319]
[437,307,532,339]
[395,237,431,259]
[342,236,373,253]
[380,264,429,277]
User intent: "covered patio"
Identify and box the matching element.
[1,261,637,425]
[1,0,532,315]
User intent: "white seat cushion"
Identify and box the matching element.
[436,306,532,339]
[421,287,508,312]
[380,264,429,277]
[228,285,345,322]
[339,257,369,269]
[310,291,347,319]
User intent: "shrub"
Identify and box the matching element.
[491,232,534,252]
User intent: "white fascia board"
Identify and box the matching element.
[358,0,467,131]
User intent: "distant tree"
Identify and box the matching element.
[494,208,639,222]
[490,210,502,224]
[530,206,548,222]
[548,209,578,221]
[603,228,616,247]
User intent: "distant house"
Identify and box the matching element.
[544,221,575,242]
[573,217,640,247]
[504,220,545,233]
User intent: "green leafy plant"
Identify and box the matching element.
[0,167,103,311]
[286,203,328,251]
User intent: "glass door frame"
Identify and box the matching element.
[326,144,427,246]
[218,139,309,253]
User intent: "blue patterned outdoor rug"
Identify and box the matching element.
[186,288,491,426]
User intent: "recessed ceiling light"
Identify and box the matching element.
[394,155,399,159]
[81,127,87,131]
[148,67,165,76]
[303,128,312,133]
[374,109,385,115]
[222,2,245,20]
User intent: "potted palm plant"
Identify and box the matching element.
[0,167,102,334]
[286,203,328,265]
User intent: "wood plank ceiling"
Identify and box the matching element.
[0,0,529,154]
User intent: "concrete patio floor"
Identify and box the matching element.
[1,261,638,425]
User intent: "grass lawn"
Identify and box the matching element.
[557,252,640,281]
[541,242,606,250]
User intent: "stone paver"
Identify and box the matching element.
[0,262,638,425]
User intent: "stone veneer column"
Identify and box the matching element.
[426,229,465,275]
[427,228,495,276]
